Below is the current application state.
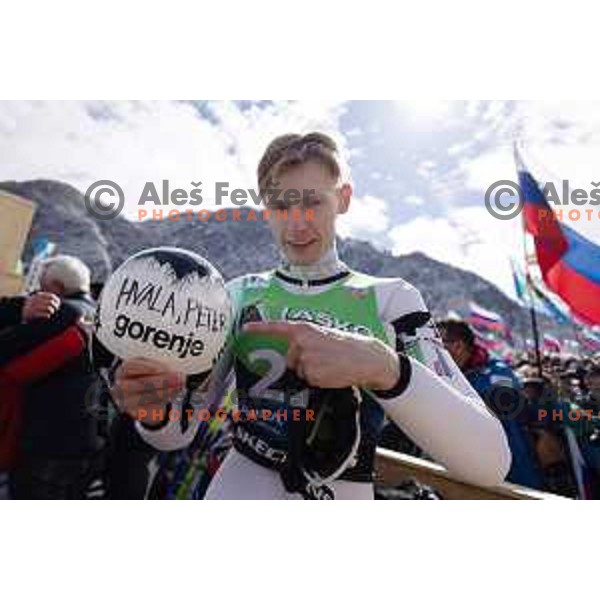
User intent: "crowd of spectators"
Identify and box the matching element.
[2,256,599,499]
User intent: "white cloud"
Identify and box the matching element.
[461,144,516,191]
[416,159,436,178]
[0,100,349,219]
[481,101,511,129]
[337,194,390,242]
[388,206,523,299]
[345,127,363,137]
[394,100,456,123]
[404,194,425,206]
[447,141,473,157]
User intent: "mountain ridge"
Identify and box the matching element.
[1,179,568,340]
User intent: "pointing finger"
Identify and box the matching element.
[286,340,302,371]
[242,321,300,341]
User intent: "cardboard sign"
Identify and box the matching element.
[0,272,24,297]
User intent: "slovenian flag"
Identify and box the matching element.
[577,328,600,353]
[542,333,562,354]
[516,150,600,325]
[468,301,507,333]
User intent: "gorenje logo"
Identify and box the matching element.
[113,313,205,359]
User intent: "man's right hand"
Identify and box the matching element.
[112,357,186,426]
[22,292,61,322]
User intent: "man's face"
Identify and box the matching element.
[587,373,600,400]
[264,161,351,266]
[523,382,544,402]
[440,332,471,369]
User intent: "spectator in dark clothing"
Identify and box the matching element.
[584,363,600,403]
[90,328,161,499]
[0,255,103,499]
[0,290,62,486]
[517,369,578,497]
[104,413,159,499]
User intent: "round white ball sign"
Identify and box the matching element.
[95,247,231,374]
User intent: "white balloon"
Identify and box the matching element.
[95,247,231,374]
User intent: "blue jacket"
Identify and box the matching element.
[464,354,543,490]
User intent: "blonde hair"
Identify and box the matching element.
[257,132,349,196]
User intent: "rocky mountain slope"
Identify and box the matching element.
[1,179,567,340]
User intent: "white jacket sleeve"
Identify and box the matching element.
[372,279,511,488]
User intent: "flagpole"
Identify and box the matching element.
[571,319,582,360]
[527,277,544,377]
[514,141,544,377]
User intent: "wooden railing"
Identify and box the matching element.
[374,447,567,500]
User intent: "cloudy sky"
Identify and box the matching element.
[2,100,599,299]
